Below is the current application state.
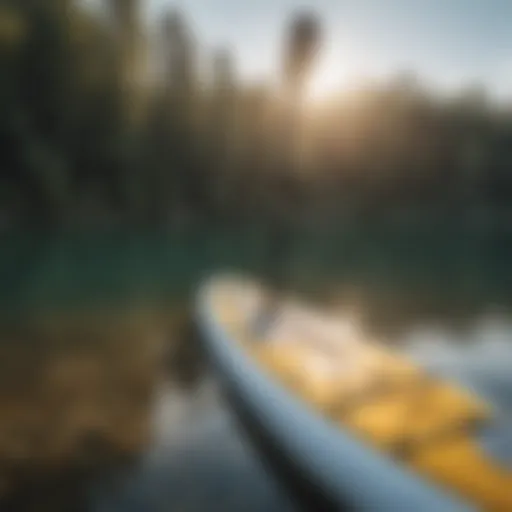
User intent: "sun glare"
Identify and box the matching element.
[305,52,357,104]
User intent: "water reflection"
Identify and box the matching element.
[406,318,512,411]
[92,379,294,512]
[0,303,294,511]
[406,319,512,471]
[0,232,510,511]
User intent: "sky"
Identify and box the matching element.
[143,0,512,100]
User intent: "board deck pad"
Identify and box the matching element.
[211,279,512,511]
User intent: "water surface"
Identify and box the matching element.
[0,230,510,511]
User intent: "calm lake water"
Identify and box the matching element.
[0,228,511,511]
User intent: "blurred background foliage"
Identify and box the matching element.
[2,0,512,232]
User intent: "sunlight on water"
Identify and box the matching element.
[406,317,512,408]
[406,317,512,470]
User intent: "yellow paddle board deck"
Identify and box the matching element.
[212,279,512,511]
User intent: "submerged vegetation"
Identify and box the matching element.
[0,302,207,508]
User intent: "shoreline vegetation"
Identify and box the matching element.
[2,1,512,231]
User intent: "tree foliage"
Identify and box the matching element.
[1,1,511,230]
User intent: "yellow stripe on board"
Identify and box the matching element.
[211,283,512,511]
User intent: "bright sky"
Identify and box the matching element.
[141,0,512,100]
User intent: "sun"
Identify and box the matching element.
[305,52,356,103]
